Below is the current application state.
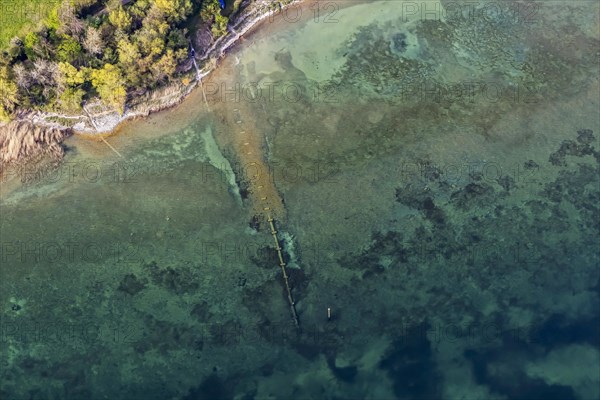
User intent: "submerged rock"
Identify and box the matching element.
[390,32,408,53]
[118,273,147,296]
[548,129,598,166]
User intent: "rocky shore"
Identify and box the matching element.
[0,0,299,172]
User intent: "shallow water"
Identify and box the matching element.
[1,1,599,399]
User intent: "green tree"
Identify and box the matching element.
[150,48,177,81]
[201,0,229,37]
[117,38,143,85]
[57,36,83,63]
[0,68,19,121]
[58,62,86,87]
[23,32,40,60]
[136,24,166,58]
[90,64,127,113]
[129,0,151,22]
[45,7,62,32]
[117,39,141,67]
[108,6,133,33]
[212,12,229,37]
[57,87,85,112]
[154,0,192,23]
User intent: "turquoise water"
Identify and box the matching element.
[1,1,599,399]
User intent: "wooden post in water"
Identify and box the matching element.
[219,75,299,329]
[267,215,300,329]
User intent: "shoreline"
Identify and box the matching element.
[5,0,303,137]
[0,0,303,172]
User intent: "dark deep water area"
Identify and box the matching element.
[1,1,599,399]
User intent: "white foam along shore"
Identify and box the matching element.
[12,0,303,136]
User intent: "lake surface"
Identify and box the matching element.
[1,1,599,399]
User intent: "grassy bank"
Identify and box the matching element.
[0,0,57,48]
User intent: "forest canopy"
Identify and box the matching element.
[0,0,230,121]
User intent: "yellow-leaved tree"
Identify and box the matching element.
[150,48,179,82]
[56,62,87,112]
[108,6,133,33]
[58,62,86,87]
[117,39,144,86]
[154,0,193,23]
[90,64,127,114]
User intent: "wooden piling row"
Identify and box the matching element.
[267,216,300,329]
